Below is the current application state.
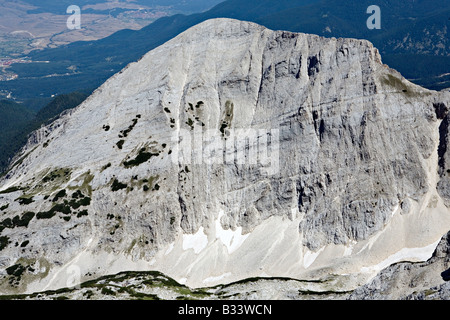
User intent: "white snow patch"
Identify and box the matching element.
[343,246,353,257]
[391,204,400,218]
[303,247,325,269]
[360,239,441,273]
[215,210,250,254]
[182,227,208,254]
[203,273,232,285]
[165,243,175,256]
[356,230,383,255]
[178,278,187,285]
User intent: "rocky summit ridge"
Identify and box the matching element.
[0,18,449,297]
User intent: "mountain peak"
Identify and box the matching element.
[0,19,449,295]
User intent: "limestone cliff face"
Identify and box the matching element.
[0,18,449,295]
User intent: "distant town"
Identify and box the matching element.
[0,58,31,68]
[0,58,48,81]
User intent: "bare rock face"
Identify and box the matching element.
[349,231,450,300]
[0,18,449,295]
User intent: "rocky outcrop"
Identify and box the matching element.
[349,231,450,300]
[0,18,449,296]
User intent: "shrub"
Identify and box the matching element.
[123,149,159,168]
[77,210,88,218]
[37,210,57,220]
[20,240,29,248]
[0,212,35,229]
[120,118,139,138]
[6,264,26,278]
[13,212,35,228]
[68,197,91,209]
[37,203,71,219]
[72,190,84,199]
[111,179,127,192]
[195,101,204,108]
[0,186,23,194]
[116,140,125,150]
[101,287,116,296]
[52,189,67,202]
[16,197,34,205]
[1,218,13,228]
[42,169,70,183]
[0,236,9,250]
[186,118,194,129]
[54,203,72,214]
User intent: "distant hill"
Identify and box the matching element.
[21,0,225,14]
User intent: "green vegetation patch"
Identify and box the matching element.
[119,116,140,138]
[36,190,91,220]
[66,172,94,197]
[195,101,204,109]
[12,212,35,228]
[186,118,194,130]
[20,240,29,248]
[0,236,9,250]
[101,163,112,172]
[77,210,88,218]
[123,148,159,168]
[111,179,127,192]
[68,196,91,210]
[19,167,73,198]
[37,203,71,219]
[6,264,26,278]
[0,212,35,230]
[0,186,24,195]
[142,175,160,192]
[52,189,66,202]
[4,261,39,287]
[71,190,84,199]
[15,197,34,205]
[116,140,125,150]
[42,168,71,183]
